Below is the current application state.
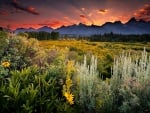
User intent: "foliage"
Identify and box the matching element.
[0,34,40,70]
[39,40,150,78]
[75,56,99,113]
[0,31,65,71]
[111,49,150,113]
[51,31,59,40]
[0,66,73,113]
[0,61,10,78]
[88,33,150,42]
[0,32,150,113]
[0,31,9,59]
[17,32,29,37]
[27,31,59,40]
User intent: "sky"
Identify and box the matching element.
[0,0,150,29]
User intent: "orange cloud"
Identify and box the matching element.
[63,16,75,24]
[64,16,69,19]
[117,15,132,23]
[79,15,90,25]
[48,21,62,28]
[97,9,108,14]
[134,4,150,21]
[39,20,70,29]
[21,24,40,29]
[88,13,92,17]
[81,7,85,11]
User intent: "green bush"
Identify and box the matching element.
[0,35,40,70]
[0,31,9,58]
[0,66,73,113]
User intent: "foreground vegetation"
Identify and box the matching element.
[0,31,150,113]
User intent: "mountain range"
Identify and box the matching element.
[14,17,150,36]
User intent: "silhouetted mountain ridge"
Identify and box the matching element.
[37,26,53,32]
[14,17,150,36]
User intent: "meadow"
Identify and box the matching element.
[40,40,150,57]
[0,31,150,113]
[40,40,150,78]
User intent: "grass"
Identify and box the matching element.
[39,40,150,60]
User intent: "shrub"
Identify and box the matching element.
[0,31,9,59]
[75,56,99,113]
[111,48,150,113]
[0,35,40,70]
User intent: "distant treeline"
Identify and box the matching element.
[18,31,150,42]
[19,31,60,40]
[86,33,150,42]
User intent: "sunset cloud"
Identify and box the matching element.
[80,14,86,18]
[0,0,149,29]
[117,15,132,23]
[10,0,39,15]
[64,16,69,19]
[97,9,108,14]
[39,20,69,29]
[81,7,85,11]
[79,14,91,25]
[88,13,92,17]
[134,4,150,21]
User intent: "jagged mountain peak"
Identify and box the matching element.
[114,21,122,24]
[78,23,87,26]
[127,17,137,23]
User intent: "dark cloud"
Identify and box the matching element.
[10,0,39,15]
[99,9,105,12]
[97,9,108,14]
[0,10,9,16]
[134,4,150,21]
[80,14,86,18]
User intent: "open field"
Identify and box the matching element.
[40,40,150,61]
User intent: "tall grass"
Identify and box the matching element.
[112,48,150,79]
[111,48,150,113]
[75,49,150,113]
[75,55,99,113]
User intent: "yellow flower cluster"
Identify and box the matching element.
[1,61,10,67]
[64,92,74,105]
[63,78,74,105]
[63,60,75,105]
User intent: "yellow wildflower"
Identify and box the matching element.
[63,78,73,96]
[66,78,72,87]
[67,60,75,75]
[62,60,75,105]
[64,92,74,105]
[2,61,10,67]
